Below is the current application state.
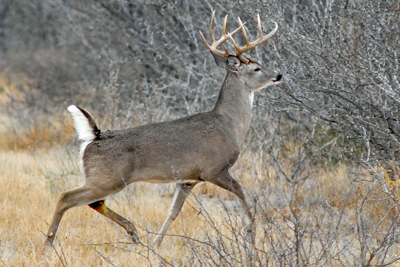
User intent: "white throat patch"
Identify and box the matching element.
[249,92,254,108]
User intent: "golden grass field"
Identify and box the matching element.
[1,142,400,266]
[0,148,225,266]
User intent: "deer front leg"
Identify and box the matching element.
[211,169,255,244]
[153,182,197,247]
[88,200,139,243]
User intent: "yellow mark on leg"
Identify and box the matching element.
[102,205,109,214]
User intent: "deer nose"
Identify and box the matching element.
[276,73,282,81]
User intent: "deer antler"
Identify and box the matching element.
[200,11,243,58]
[229,14,278,64]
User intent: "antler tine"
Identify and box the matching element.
[257,14,263,40]
[230,14,279,63]
[200,11,244,58]
[210,10,216,43]
[238,17,249,46]
[222,15,228,36]
[261,21,278,43]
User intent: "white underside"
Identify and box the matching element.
[144,178,201,184]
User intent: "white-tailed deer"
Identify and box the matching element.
[46,11,281,247]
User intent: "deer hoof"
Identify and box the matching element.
[244,226,256,245]
[127,230,140,243]
[45,238,54,247]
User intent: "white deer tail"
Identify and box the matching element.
[67,105,100,142]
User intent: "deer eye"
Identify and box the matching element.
[254,68,261,72]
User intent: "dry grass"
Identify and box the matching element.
[0,74,75,151]
[1,147,400,266]
[0,120,75,151]
[0,149,247,266]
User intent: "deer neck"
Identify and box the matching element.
[212,71,253,145]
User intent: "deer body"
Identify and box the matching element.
[85,112,240,186]
[85,69,256,184]
[46,12,281,247]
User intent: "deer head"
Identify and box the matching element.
[200,11,282,93]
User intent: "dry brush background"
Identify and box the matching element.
[0,0,400,266]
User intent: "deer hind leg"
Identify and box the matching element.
[88,200,139,243]
[153,182,197,247]
[211,169,255,244]
[46,185,122,245]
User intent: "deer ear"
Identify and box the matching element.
[211,51,228,68]
[226,56,241,72]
